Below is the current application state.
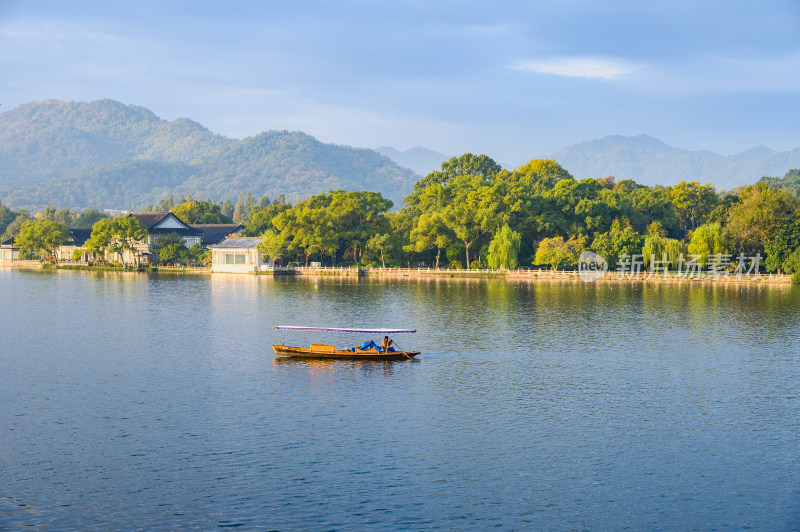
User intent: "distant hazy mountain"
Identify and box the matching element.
[730,145,776,161]
[0,100,418,210]
[375,146,449,176]
[548,134,800,190]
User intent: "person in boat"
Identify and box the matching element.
[382,335,393,353]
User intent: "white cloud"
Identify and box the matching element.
[511,56,637,80]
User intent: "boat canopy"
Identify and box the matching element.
[274,325,416,334]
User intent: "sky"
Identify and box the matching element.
[2,0,800,167]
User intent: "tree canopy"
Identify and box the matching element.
[6,151,800,275]
[16,219,67,262]
[83,216,148,263]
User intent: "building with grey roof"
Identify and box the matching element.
[207,237,272,273]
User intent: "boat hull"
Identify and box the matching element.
[272,345,419,360]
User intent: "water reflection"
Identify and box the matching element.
[272,356,416,375]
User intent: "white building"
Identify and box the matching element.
[208,237,272,273]
[0,237,19,262]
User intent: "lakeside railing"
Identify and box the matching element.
[4,259,792,283]
[276,265,792,282]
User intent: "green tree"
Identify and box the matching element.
[642,222,666,268]
[220,199,234,219]
[664,239,684,266]
[759,168,800,198]
[365,233,394,267]
[387,210,415,267]
[764,219,800,273]
[328,190,393,264]
[152,232,188,264]
[408,212,454,269]
[157,242,190,264]
[725,184,800,256]
[84,216,148,264]
[42,205,73,226]
[782,247,800,275]
[262,190,393,266]
[564,235,587,268]
[411,153,502,193]
[2,212,32,240]
[267,194,337,265]
[233,193,245,223]
[533,235,585,270]
[630,186,681,237]
[173,200,232,224]
[534,236,567,270]
[402,154,504,268]
[257,229,290,265]
[244,202,291,236]
[16,220,67,262]
[487,224,521,269]
[156,194,175,212]
[687,223,726,266]
[0,200,21,238]
[671,181,718,231]
[187,242,205,263]
[440,174,501,268]
[642,233,665,269]
[590,218,642,268]
[72,209,109,229]
[512,159,573,188]
[244,192,258,218]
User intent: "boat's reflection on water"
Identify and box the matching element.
[272,355,418,377]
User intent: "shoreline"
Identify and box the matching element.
[3,261,791,285]
[365,267,792,285]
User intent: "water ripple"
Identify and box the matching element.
[1,272,799,529]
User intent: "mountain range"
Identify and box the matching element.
[2,100,799,212]
[0,99,418,210]
[547,135,800,190]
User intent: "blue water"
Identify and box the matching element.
[1,269,799,530]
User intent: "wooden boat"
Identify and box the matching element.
[272,326,420,360]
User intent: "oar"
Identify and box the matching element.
[392,340,414,360]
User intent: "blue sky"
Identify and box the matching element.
[2,0,799,166]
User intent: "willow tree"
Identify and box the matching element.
[687,223,726,266]
[641,221,682,269]
[487,224,521,269]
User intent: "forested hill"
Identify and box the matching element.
[0,100,419,210]
[0,99,232,188]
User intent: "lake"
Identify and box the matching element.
[1,268,799,530]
